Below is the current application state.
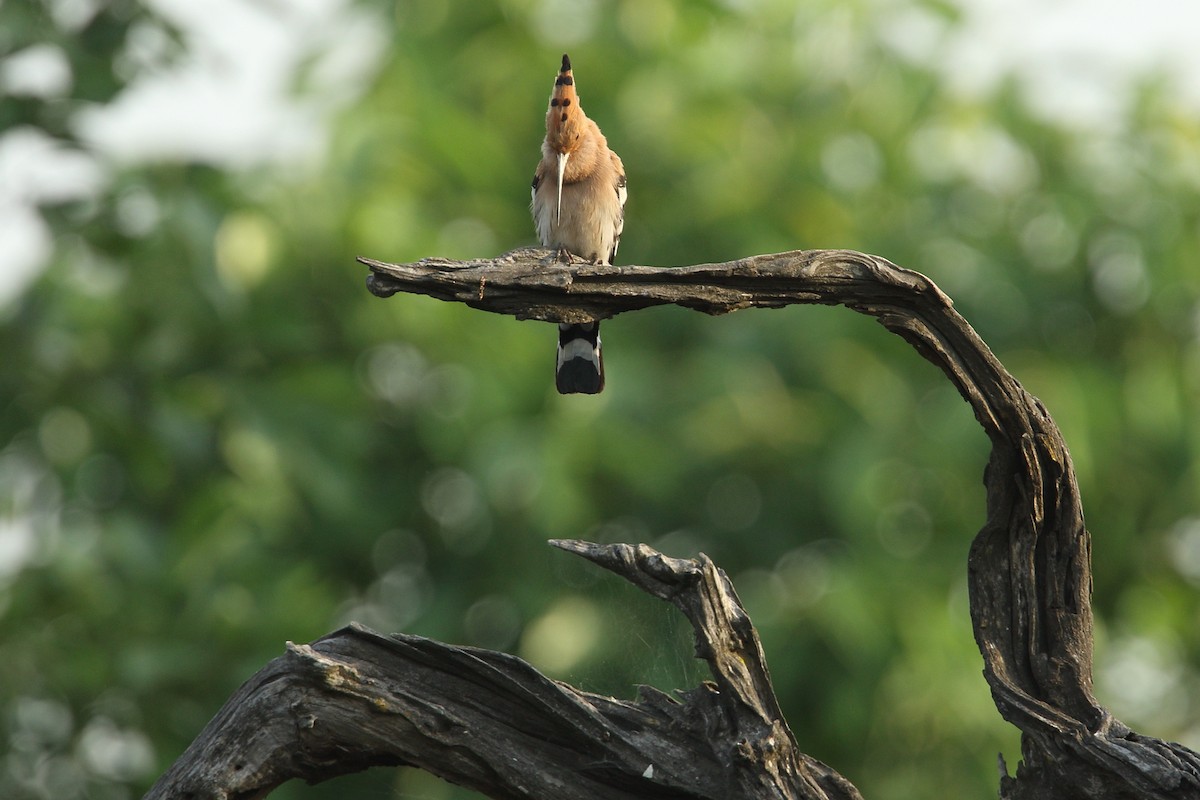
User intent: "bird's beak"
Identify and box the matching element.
[555,150,570,225]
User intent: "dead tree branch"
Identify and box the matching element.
[361,246,1200,799]
[145,542,859,800]
[147,247,1200,799]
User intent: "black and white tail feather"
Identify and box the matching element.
[555,321,604,394]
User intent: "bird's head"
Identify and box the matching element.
[545,53,585,155]
[545,54,586,223]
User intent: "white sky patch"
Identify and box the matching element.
[0,0,386,310]
[45,0,104,33]
[0,514,38,584]
[0,128,106,306]
[0,44,73,98]
[0,127,107,205]
[0,200,54,309]
[881,0,1200,127]
[73,0,387,168]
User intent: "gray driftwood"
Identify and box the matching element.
[146,248,1200,799]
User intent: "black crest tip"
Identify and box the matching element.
[561,53,571,73]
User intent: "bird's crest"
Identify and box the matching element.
[546,53,585,155]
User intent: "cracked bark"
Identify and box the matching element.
[145,248,1200,799]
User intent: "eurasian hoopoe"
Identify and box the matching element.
[531,53,627,395]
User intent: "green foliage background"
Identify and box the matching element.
[4,1,1200,798]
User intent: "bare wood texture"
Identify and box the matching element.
[147,247,1200,799]
[146,542,861,800]
[359,247,1200,798]
[359,247,942,323]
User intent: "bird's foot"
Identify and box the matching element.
[547,248,602,265]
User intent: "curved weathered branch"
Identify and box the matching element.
[144,246,1200,799]
[358,247,1200,798]
[146,542,861,800]
[359,247,944,323]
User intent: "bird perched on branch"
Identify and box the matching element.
[531,53,627,394]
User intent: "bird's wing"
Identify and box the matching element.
[610,151,627,264]
[530,163,544,204]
